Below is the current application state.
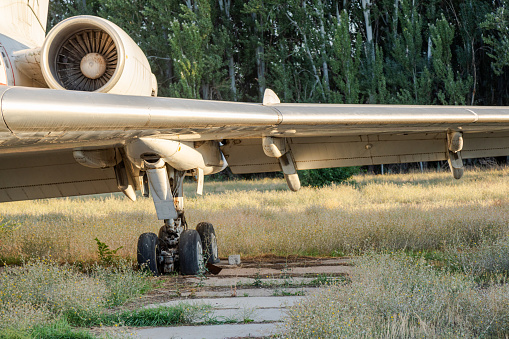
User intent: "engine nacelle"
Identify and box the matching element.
[126,138,227,176]
[40,16,156,96]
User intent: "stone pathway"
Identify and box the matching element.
[105,257,351,339]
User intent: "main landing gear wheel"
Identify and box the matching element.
[196,222,220,264]
[179,229,204,275]
[137,232,160,276]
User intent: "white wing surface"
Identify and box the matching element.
[0,85,508,201]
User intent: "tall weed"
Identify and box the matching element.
[0,259,150,334]
[284,254,509,338]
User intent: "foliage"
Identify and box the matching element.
[430,15,472,105]
[94,237,123,264]
[481,1,509,76]
[299,167,360,188]
[46,0,509,105]
[0,216,17,234]
[331,11,361,104]
[29,320,96,339]
[66,304,203,327]
[443,237,509,282]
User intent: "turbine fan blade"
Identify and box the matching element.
[55,29,118,91]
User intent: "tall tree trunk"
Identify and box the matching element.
[317,0,330,96]
[252,13,265,100]
[393,0,399,40]
[427,36,432,62]
[163,30,173,82]
[202,83,210,100]
[256,44,265,99]
[362,0,375,62]
[229,56,237,101]
[221,0,237,101]
[286,10,325,101]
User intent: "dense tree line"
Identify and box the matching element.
[49,0,509,106]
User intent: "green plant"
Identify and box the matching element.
[94,237,123,264]
[30,320,95,339]
[0,216,17,234]
[65,304,203,327]
[310,274,334,286]
[298,167,360,187]
[0,259,155,333]
[252,272,263,287]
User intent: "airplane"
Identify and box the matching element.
[1,0,509,276]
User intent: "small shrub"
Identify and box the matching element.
[94,237,123,264]
[91,260,152,307]
[299,167,360,187]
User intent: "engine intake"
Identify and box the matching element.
[41,16,156,96]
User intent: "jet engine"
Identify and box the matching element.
[40,16,157,96]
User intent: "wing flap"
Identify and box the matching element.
[0,150,119,202]
[224,131,509,174]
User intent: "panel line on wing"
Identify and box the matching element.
[265,105,283,125]
[0,86,13,133]
[466,109,479,123]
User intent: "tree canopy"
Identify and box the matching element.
[48,0,509,105]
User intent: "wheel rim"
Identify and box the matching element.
[197,240,205,272]
[211,233,218,260]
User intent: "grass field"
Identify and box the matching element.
[1,168,509,262]
[2,168,509,337]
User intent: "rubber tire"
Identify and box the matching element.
[137,232,160,276]
[196,222,220,264]
[179,229,204,275]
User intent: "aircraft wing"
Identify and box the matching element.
[0,85,509,201]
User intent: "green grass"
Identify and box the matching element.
[30,320,96,339]
[65,304,205,327]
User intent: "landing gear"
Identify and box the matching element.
[196,222,219,264]
[135,163,220,276]
[137,232,160,275]
[179,229,205,275]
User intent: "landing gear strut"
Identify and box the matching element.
[136,161,220,276]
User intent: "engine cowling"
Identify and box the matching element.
[41,16,157,96]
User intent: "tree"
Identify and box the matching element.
[482,2,509,75]
[331,10,361,104]
[430,15,472,105]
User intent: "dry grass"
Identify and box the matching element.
[284,253,509,338]
[0,258,151,335]
[2,168,509,337]
[1,169,509,262]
